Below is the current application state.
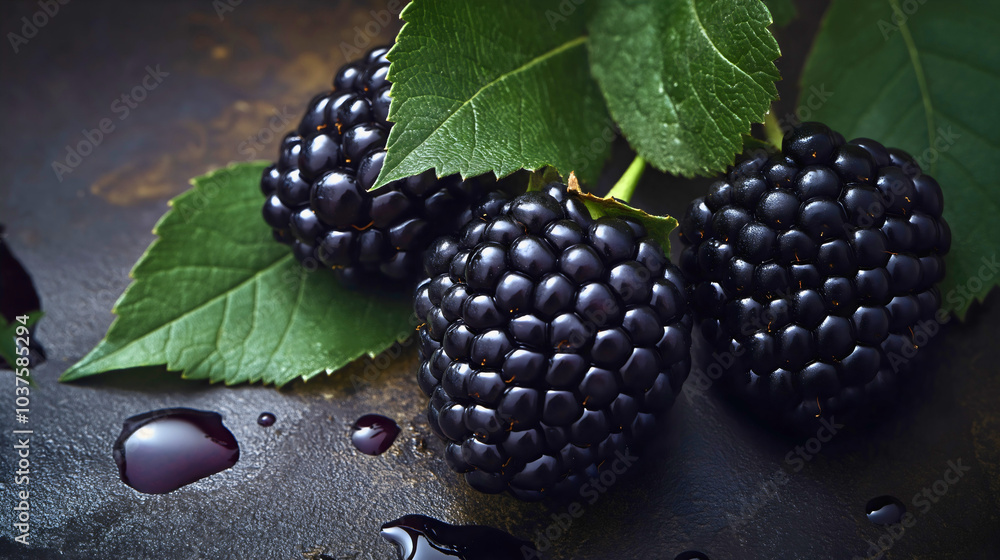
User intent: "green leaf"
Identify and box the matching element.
[527,167,565,193]
[569,174,678,254]
[764,0,797,27]
[0,316,17,368]
[0,312,42,369]
[801,0,1000,318]
[374,0,612,189]
[61,162,413,386]
[588,0,781,177]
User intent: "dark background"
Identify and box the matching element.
[1,1,998,559]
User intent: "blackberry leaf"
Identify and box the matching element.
[61,162,412,386]
[527,166,564,193]
[0,312,41,371]
[568,174,678,253]
[588,0,780,177]
[801,0,1000,319]
[375,0,612,189]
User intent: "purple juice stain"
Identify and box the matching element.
[350,414,400,455]
[380,514,536,560]
[257,412,276,427]
[113,408,239,494]
[866,495,906,525]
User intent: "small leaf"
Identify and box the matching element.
[0,312,42,370]
[527,167,565,193]
[61,162,414,386]
[588,0,781,177]
[741,133,778,155]
[374,0,612,189]
[568,174,678,253]
[801,0,1000,318]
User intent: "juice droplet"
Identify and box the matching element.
[380,514,535,559]
[866,495,905,525]
[674,552,711,560]
[350,414,400,455]
[113,408,239,494]
[257,412,276,427]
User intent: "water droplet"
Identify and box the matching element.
[257,412,276,427]
[866,495,905,525]
[380,514,535,560]
[350,414,400,455]
[113,408,239,494]
[674,552,710,560]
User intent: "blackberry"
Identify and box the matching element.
[260,46,505,283]
[679,122,951,432]
[414,184,693,500]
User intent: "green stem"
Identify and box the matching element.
[888,0,936,173]
[763,111,784,150]
[606,156,646,204]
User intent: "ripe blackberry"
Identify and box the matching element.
[679,122,951,432]
[260,45,505,283]
[414,183,693,500]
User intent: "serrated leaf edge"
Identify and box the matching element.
[375,31,590,189]
[567,173,678,254]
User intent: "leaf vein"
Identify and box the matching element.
[388,35,588,174]
[98,255,293,371]
[888,0,935,167]
[689,0,770,96]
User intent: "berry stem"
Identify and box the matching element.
[606,155,646,204]
[763,112,783,150]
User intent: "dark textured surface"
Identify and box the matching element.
[0,1,998,559]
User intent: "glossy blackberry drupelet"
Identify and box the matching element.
[414,184,693,500]
[679,122,951,433]
[260,46,504,283]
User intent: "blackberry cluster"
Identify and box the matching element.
[679,122,951,432]
[260,46,503,283]
[414,184,692,500]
